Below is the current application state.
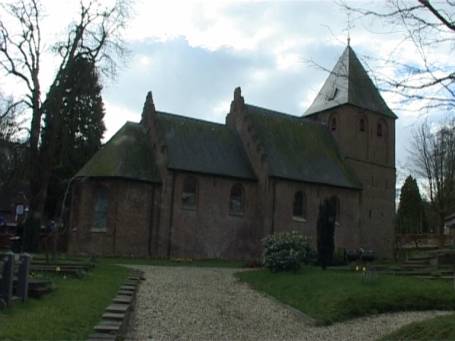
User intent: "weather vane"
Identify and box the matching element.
[346,12,352,46]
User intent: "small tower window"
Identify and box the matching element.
[360,118,365,132]
[330,117,337,131]
[377,123,383,137]
[182,176,198,209]
[229,183,245,215]
[293,191,307,220]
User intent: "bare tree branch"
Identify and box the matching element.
[419,0,455,31]
[339,0,455,114]
[0,0,130,250]
[412,118,455,233]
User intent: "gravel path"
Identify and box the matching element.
[126,266,450,340]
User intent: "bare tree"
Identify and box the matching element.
[0,92,26,193]
[412,118,455,234]
[0,0,129,250]
[342,0,455,113]
[0,93,24,142]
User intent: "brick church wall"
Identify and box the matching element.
[68,178,157,257]
[270,179,361,252]
[166,172,261,260]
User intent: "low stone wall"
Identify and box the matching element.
[87,269,145,341]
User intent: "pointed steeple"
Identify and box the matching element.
[304,46,397,119]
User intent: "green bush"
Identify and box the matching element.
[263,231,311,272]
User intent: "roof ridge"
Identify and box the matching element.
[124,120,139,125]
[245,103,300,119]
[157,111,225,127]
[245,104,326,128]
[346,46,354,104]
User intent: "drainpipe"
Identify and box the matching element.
[147,186,155,256]
[167,172,176,258]
[155,189,161,256]
[271,178,276,235]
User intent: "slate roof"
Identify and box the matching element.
[245,104,362,189]
[304,46,397,119]
[156,111,256,180]
[76,122,161,183]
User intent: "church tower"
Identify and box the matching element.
[304,45,397,257]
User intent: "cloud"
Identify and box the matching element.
[1,0,450,181]
[103,100,140,141]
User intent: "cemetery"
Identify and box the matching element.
[0,244,455,340]
[1,197,455,339]
[0,0,454,339]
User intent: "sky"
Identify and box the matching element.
[1,0,452,190]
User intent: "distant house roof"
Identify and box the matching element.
[156,112,256,180]
[244,104,362,190]
[76,122,161,183]
[304,46,397,119]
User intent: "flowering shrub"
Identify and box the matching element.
[262,231,312,272]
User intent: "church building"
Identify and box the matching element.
[68,45,397,260]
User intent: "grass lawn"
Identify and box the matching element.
[236,267,455,325]
[383,314,455,340]
[0,263,129,340]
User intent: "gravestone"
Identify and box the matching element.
[0,252,14,306]
[17,253,31,301]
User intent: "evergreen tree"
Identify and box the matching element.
[317,196,337,270]
[396,175,428,234]
[41,55,105,219]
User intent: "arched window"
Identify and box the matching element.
[360,118,365,132]
[229,183,245,215]
[182,176,198,209]
[330,117,337,131]
[377,122,383,137]
[93,187,108,231]
[293,191,307,219]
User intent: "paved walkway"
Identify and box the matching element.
[126,266,449,340]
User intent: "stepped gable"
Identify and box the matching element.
[304,45,397,118]
[244,104,362,189]
[76,122,161,183]
[156,111,256,180]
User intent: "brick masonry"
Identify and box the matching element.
[68,98,395,260]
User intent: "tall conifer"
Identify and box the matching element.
[41,55,105,218]
[397,175,428,234]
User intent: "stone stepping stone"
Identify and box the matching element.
[120,285,136,290]
[105,304,129,313]
[102,312,126,321]
[125,277,139,281]
[94,320,122,333]
[123,280,139,287]
[117,290,134,296]
[113,295,133,304]
[128,277,141,282]
[87,332,117,341]
[124,280,138,286]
